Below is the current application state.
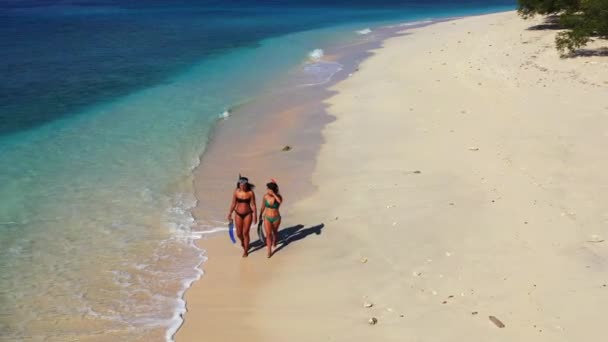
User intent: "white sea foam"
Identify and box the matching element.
[390,19,434,28]
[165,194,197,242]
[188,226,229,239]
[297,61,344,87]
[7,246,23,255]
[161,191,232,342]
[356,28,372,35]
[218,108,231,120]
[165,246,206,342]
[308,48,324,61]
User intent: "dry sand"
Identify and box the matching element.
[177,11,608,342]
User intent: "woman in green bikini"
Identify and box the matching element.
[259,179,282,258]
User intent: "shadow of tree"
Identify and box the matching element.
[524,15,608,58]
[526,15,562,31]
[565,47,608,58]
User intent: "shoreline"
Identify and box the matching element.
[174,17,447,341]
[178,9,608,342]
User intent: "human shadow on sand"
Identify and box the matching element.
[248,223,324,255]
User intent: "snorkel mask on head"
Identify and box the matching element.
[236,174,254,190]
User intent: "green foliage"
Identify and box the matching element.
[518,0,608,54]
[555,26,592,52]
[517,0,580,18]
[557,0,608,53]
[580,0,608,39]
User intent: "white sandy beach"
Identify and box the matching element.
[177,11,608,342]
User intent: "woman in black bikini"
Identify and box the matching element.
[259,179,282,258]
[226,176,257,257]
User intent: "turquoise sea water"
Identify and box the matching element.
[0,1,515,340]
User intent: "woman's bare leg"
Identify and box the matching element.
[272,218,281,248]
[242,214,252,257]
[264,218,274,258]
[234,214,244,250]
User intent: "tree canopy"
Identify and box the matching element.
[517,0,608,54]
[517,0,581,18]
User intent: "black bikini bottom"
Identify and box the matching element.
[235,211,252,219]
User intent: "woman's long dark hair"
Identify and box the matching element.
[236,176,255,191]
[266,181,282,200]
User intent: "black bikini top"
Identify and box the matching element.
[236,197,250,203]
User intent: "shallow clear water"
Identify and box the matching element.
[0,1,515,340]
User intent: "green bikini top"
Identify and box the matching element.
[265,199,279,209]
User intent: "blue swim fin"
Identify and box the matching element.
[228,221,237,244]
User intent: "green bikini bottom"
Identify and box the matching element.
[264,215,281,223]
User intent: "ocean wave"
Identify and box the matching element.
[389,19,434,28]
[356,28,372,35]
[165,249,206,342]
[162,192,232,342]
[166,193,197,241]
[188,226,229,239]
[296,61,344,87]
[308,48,324,62]
[218,108,231,120]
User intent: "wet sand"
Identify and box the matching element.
[177,11,608,342]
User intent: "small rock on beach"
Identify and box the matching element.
[489,315,506,328]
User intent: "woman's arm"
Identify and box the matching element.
[258,194,265,221]
[226,191,236,221]
[271,191,282,204]
[251,191,258,224]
